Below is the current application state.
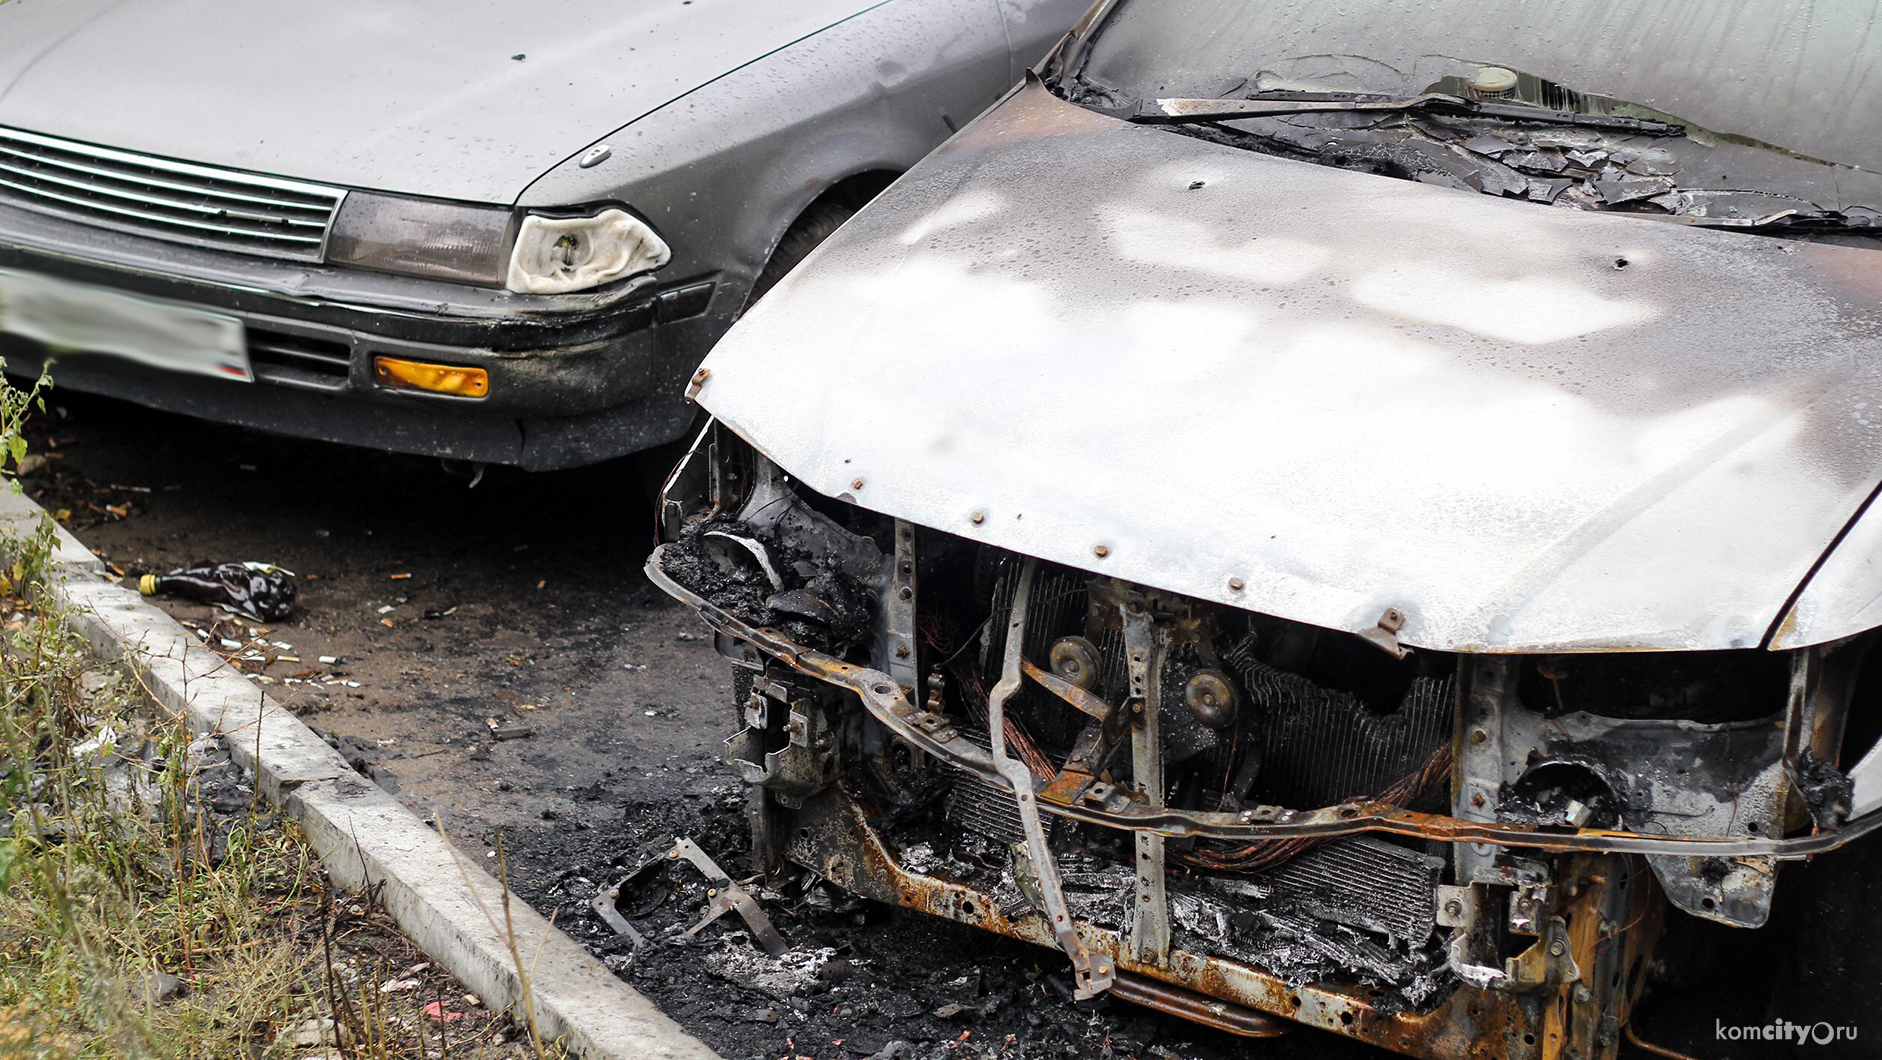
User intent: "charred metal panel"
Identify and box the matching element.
[694,84,1882,653]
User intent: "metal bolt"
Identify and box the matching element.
[1228,577,1245,591]
[1549,940,1567,956]
[1470,728,1488,744]
[1444,899,1463,917]
[898,586,913,601]
[1093,544,1110,558]
[969,510,986,525]
[1574,985,1592,1003]
[850,478,865,490]
[707,888,719,898]
[1471,792,1486,808]
[894,645,910,659]
[667,849,680,859]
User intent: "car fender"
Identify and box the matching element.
[519,0,1011,321]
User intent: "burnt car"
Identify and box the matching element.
[0,0,1085,469]
[651,2,1882,1057]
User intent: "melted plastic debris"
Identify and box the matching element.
[660,517,872,651]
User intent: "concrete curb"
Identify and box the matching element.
[0,488,720,1060]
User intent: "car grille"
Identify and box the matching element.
[0,127,344,261]
[247,329,351,390]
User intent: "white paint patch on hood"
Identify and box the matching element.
[1351,270,1657,345]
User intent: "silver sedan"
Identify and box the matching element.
[0,0,1085,468]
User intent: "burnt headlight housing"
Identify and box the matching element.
[505,208,670,294]
[327,195,670,294]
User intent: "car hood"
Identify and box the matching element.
[693,84,1882,654]
[0,0,876,202]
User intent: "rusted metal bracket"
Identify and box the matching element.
[1022,658,1118,722]
[1357,607,1409,658]
[1107,973,1288,1038]
[989,558,1115,999]
[1122,598,1172,968]
[592,837,787,962]
[880,519,920,690]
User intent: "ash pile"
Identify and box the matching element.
[529,789,1288,1060]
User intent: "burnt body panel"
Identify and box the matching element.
[691,84,1882,654]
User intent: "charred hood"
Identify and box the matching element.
[693,85,1882,654]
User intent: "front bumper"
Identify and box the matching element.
[0,203,722,468]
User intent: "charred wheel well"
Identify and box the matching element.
[749,169,902,306]
[805,169,901,215]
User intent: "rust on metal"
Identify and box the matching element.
[1107,972,1289,1038]
[647,546,1882,860]
[793,794,1593,1060]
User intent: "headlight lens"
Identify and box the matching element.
[327,195,670,295]
[505,208,671,295]
[326,193,515,287]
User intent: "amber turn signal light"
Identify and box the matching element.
[372,356,489,398]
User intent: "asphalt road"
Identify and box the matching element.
[21,391,1712,1060]
[23,391,732,838]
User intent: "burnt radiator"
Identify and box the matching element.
[1223,642,1455,810]
[1260,836,1444,946]
[944,767,1027,846]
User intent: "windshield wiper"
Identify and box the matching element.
[1672,208,1882,232]
[1133,91,1685,137]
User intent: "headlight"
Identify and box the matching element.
[326,193,516,287]
[505,209,671,295]
[327,195,671,295]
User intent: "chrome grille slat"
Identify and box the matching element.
[0,175,324,244]
[0,161,327,228]
[1,143,336,213]
[0,126,343,260]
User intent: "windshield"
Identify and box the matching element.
[1058,0,1882,228]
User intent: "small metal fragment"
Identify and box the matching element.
[485,717,532,741]
[592,837,786,961]
[1356,607,1409,658]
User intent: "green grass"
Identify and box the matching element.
[0,518,326,1059]
[0,363,550,1059]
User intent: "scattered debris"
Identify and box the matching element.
[137,561,297,621]
[422,1001,464,1023]
[592,837,786,967]
[486,718,533,741]
[1795,749,1855,828]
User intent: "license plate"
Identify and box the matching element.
[0,268,249,382]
